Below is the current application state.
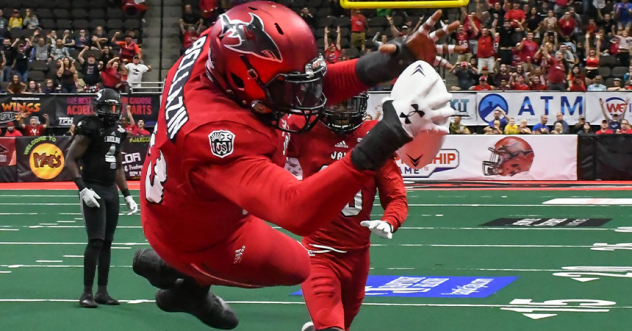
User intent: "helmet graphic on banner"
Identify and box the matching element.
[483,137,534,176]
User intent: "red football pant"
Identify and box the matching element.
[151,215,311,288]
[301,248,370,331]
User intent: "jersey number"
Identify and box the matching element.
[144,122,167,203]
[105,144,116,169]
[319,165,362,217]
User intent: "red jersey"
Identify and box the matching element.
[547,58,566,84]
[569,83,586,92]
[505,9,525,27]
[325,48,341,64]
[117,41,141,62]
[530,83,548,90]
[558,18,576,36]
[140,30,374,256]
[3,129,22,137]
[101,67,121,88]
[124,123,140,135]
[455,31,472,54]
[286,120,407,251]
[596,129,613,134]
[512,82,531,90]
[477,34,494,58]
[350,14,367,33]
[519,40,538,62]
[137,128,150,135]
[620,128,632,134]
[24,124,45,136]
[183,31,199,49]
[472,83,493,90]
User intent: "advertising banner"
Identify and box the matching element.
[55,93,160,127]
[16,136,74,182]
[450,92,478,126]
[121,135,150,181]
[397,135,577,181]
[584,92,632,124]
[0,137,16,182]
[476,92,585,126]
[0,95,55,128]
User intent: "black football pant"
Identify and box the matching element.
[80,182,119,291]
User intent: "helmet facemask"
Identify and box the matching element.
[242,54,328,133]
[321,94,368,134]
[94,100,122,125]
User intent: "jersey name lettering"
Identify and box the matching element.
[165,35,208,141]
[330,151,346,160]
[105,136,121,144]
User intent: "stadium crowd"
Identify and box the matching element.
[0,0,149,95]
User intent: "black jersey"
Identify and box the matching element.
[75,116,127,186]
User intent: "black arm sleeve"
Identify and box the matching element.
[355,40,416,87]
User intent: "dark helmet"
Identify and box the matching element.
[321,94,368,134]
[93,88,122,124]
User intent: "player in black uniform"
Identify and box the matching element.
[66,88,138,308]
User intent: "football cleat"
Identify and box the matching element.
[133,249,182,289]
[156,279,239,329]
[79,292,98,308]
[94,292,120,305]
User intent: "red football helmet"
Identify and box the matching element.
[483,137,534,176]
[207,2,326,132]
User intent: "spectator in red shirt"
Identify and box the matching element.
[530,75,548,90]
[122,105,140,136]
[472,76,493,90]
[18,114,49,136]
[510,73,531,90]
[3,122,22,137]
[453,25,474,63]
[462,7,482,36]
[324,26,342,64]
[518,32,538,63]
[569,76,587,91]
[101,57,123,90]
[505,2,526,28]
[596,120,614,134]
[546,52,567,91]
[350,9,369,50]
[111,32,141,63]
[558,12,577,39]
[180,19,204,54]
[199,0,218,23]
[477,26,496,72]
[618,119,632,134]
[137,120,151,135]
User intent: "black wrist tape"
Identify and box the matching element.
[350,100,412,171]
[121,188,131,197]
[74,177,86,191]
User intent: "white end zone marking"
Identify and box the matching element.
[36,260,63,263]
[543,198,632,205]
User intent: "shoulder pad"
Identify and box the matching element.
[75,117,102,138]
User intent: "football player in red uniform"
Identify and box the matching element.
[286,95,408,331]
[133,2,459,329]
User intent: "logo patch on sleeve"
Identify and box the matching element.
[209,130,235,158]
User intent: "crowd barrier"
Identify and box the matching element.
[367,91,632,127]
[0,135,149,183]
[0,93,161,128]
[2,135,631,183]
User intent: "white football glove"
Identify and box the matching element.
[360,220,393,240]
[80,188,101,208]
[125,196,138,215]
[385,60,454,138]
[385,60,455,169]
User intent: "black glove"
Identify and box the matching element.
[350,100,412,171]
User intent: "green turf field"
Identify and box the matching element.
[0,188,631,331]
